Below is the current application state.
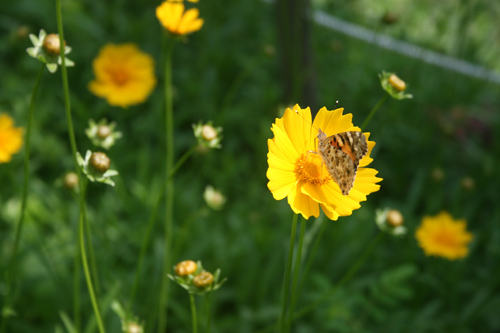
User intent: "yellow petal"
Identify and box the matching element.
[283,105,313,154]
[287,181,320,219]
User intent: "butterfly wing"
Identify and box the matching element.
[317,130,368,195]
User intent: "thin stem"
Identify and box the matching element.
[287,218,306,331]
[256,232,384,333]
[79,180,106,333]
[55,0,86,329]
[73,223,81,332]
[360,94,388,131]
[293,232,385,320]
[158,37,175,333]
[0,63,44,333]
[300,216,327,286]
[129,145,197,309]
[279,213,298,332]
[85,207,100,296]
[205,293,212,333]
[56,0,80,179]
[190,294,198,333]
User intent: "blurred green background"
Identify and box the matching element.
[1,0,500,332]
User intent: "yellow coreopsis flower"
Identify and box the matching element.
[416,211,473,260]
[0,113,23,164]
[156,1,204,35]
[89,44,156,108]
[267,105,382,220]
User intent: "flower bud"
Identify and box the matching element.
[386,209,404,227]
[201,125,217,142]
[193,271,214,288]
[461,177,475,191]
[125,322,143,333]
[375,208,406,237]
[43,33,65,55]
[193,121,223,149]
[203,185,226,210]
[90,152,111,173]
[378,71,412,100]
[97,125,112,139]
[388,74,406,92]
[64,172,79,190]
[175,260,197,276]
[15,25,30,39]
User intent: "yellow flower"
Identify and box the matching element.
[89,44,156,107]
[156,1,204,35]
[416,211,473,260]
[0,113,23,164]
[267,105,382,220]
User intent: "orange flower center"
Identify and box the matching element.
[433,230,458,248]
[294,152,331,185]
[110,69,130,86]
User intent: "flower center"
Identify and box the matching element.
[434,231,458,248]
[294,152,331,185]
[110,69,130,86]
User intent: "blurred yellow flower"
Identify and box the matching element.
[89,44,156,107]
[0,113,23,164]
[156,1,204,35]
[416,211,473,260]
[267,105,382,220]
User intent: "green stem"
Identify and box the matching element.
[300,217,327,286]
[158,37,175,333]
[56,0,80,179]
[278,213,298,332]
[360,94,388,131]
[73,225,81,332]
[0,63,44,333]
[257,232,384,333]
[129,145,197,309]
[79,180,106,333]
[190,294,198,333]
[293,232,385,320]
[287,218,306,331]
[85,206,100,296]
[55,0,87,329]
[205,293,211,333]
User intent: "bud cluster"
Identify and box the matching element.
[168,260,227,295]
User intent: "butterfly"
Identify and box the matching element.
[317,129,368,196]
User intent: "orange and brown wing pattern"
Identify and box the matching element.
[317,129,368,195]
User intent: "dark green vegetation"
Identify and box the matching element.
[1,0,499,332]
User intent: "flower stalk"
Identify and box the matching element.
[294,232,385,320]
[158,36,175,333]
[360,94,388,132]
[55,0,104,331]
[0,63,44,333]
[78,179,106,333]
[279,213,298,332]
[190,294,198,333]
[129,145,197,309]
[287,218,307,331]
